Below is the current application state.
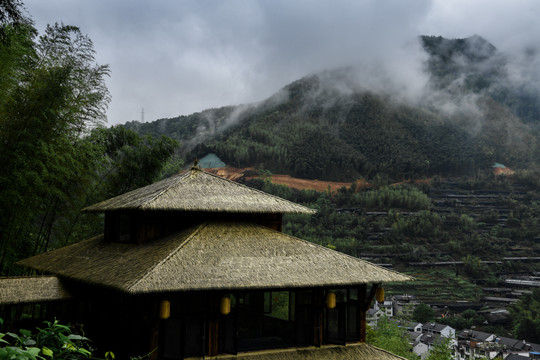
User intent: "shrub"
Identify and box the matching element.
[0,318,93,360]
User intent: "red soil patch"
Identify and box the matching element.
[204,166,361,192]
[204,166,430,193]
[493,167,515,176]
[268,174,352,192]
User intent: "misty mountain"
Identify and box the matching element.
[421,35,540,124]
[125,35,540,182]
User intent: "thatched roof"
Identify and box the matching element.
[18,222,411,294]
[0,276,72,305]
[83,167,315,214]
[185,343,409,359]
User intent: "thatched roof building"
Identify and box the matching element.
[13,167,413,360]
[0,276,72,305]
[18,222,409,293]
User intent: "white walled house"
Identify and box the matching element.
[422,322,456,338]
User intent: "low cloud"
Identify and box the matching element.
[23,0,540,125]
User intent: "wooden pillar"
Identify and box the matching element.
[359,283,380,343]
[208,297,219,357]
[208,319,219,356]
[149,300,160,360]
[313,289,324,347]
[359,284,367,343]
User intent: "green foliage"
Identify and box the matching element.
[424,336,454,360]
[0,319,93,359]
[511,289,540,343]
[90,126,180,197]
[413,303,435,323]
[0,318,157,359]
[461,255,487,279]
[190,87,487,181]
[350,186,431,210]
[367,317,419,360]
[439,309,485,331]
[0,21,111,274]
[0,11,180,274]
[0,0,30,44]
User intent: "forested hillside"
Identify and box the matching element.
[123,36,540,341]
[126,35,540,182]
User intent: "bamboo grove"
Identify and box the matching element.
[0,3,180,275]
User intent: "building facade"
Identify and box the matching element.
[6,167,412,359]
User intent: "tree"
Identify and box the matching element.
[0,20,110,274]
[413,303,435,323]
[367,317,419,360]
[425,336,454,360]
[462,254,487,279]
[511,289,540,343]
[88,125,180,199]
[0,0,29,43]
[0,16,180,275]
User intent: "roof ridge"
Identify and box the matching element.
[126,222,207,293]
[136,171,190,209]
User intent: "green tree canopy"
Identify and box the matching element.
[0,13,180,275]
[511,289,540,343]
[0,18,112,274]
[424,336,454,360]
[367,317,419,360]
[413,303,435,324]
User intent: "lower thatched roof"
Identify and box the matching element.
[0,276,72,305]
[18,221,411,294]
[185,343,408,360]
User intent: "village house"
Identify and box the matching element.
[367,307,384,327]
[2,167,412,359]
[505,354,531,360]
[422,322,456,338]
[409,331,428,358]
[457,329,540,359]
[415,333,450,359]
[408,322,456,359]
[367,298,394,327]
[375,318,456,360]
[392,294,419,318]
[376,298,395,317]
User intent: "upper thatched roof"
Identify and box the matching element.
[0,276,72,305]
[18,222,411,294]
[83,167,315,214]
[184,343,409,360]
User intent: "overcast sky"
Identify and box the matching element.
[23,0,540,126]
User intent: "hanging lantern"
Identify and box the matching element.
[159,300,170,319]
[220,296,231,315]
[326,291,336,309]
[376,287,385,303]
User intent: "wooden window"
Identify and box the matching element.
[325,288,362,345]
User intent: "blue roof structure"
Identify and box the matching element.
[199,153,226,168]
